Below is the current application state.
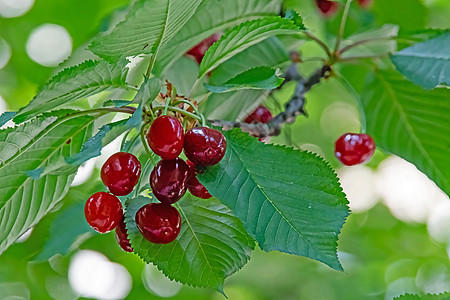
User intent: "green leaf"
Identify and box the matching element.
[361,69,450,195]
[284,9,306,30]
[153,0,283,76]
[204,67,284,93]
[201,37,290,121]
[394,292,450,300]
[209,37,290,85]
[103,100,133,108]
[0,111,95,254]
[132,77,162,105]
[89,0,203,62]
[198,129,349,271]
[0,112,15,127]
[125,195,255,291]
[339,24,398,58]
[13,60,130,124]
[199,17,301,78]
[391,33,450,89]
[34,200,92,261]
[65,119,130,167]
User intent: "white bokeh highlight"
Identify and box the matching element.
[338,165,379,213]
[0,0,34,18]
[375,156,447,223]
[69,250,132,300]
[0,38,12,69]
[142,264,182,298]
[26,24,72,67]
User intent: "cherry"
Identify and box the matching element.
[335,133,376,166]
[244,105,273,124]
[147,115,184,160]
[186,34,220,64]
[115,216,133,252]
[135,203,181,244]
[150,158,191,204]
[85,192,123,233]
[186,160,212,199]
[315,0,339,17]
[101,152,141,196]
[357,0,372,8]
[184,127,227,166]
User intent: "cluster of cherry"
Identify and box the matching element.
[316,0,372,17]
[84,115,227,251]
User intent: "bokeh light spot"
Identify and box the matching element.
[0,0,34,18]
[320,102,361,139]
[338,165,379,213]
[26,24,72,67]
[0,38,12,69]
[69,250,132,300]
[142,264,182,298]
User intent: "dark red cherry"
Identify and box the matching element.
[115,216,133,252]
[184,127,227,166]
[135,203,181,244]
[186,161,212,199]
[101,152,141,196]
[244,105,273,124]
[335,133,376,166]
[147,115,184,160]
[316,0,339,17]
[187,176,212,199]
[150,158,190,204]
[85,192,123,233]
[186,34,220,64]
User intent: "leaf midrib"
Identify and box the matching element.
[396,53,450,60]
[375,73,446,182]
[175,202,222,286]
[228,142,315,252]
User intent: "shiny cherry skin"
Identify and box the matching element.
[85,192,123,233]
[186,160,212,199]
[101,152,141,196]
[244,105,273,124]
[186,34,220,64]
[315,0,339,17]
[184,127,227,166]
[335,133,376,166]
[150,158,191,204]
[135,203,181,244]
[115,216,133,252]
[147,115,184,160]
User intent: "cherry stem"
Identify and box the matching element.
[338,36,396,55]
[173,99,206,126]
[140,123,153,158]
[152,105,202,122]
[303,31,332,58]
[338,54,387,62]
[333,0,353,55]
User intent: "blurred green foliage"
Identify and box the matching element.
[0,0,449,299]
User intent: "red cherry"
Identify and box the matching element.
[101,152,141,196]
[316,0,339,17]
[186,161,212,199]
[135,203,181,244]
[357,0,372,8]
[147,115,184,160]
[85,192,123,233]
[150,158,190,204]
[335,133,376,166]
[244,105,273,124]
[115,216,133,252]
[184,127,227,166]
[186,34,220,64]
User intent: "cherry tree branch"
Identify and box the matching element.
[209,64,332,138]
